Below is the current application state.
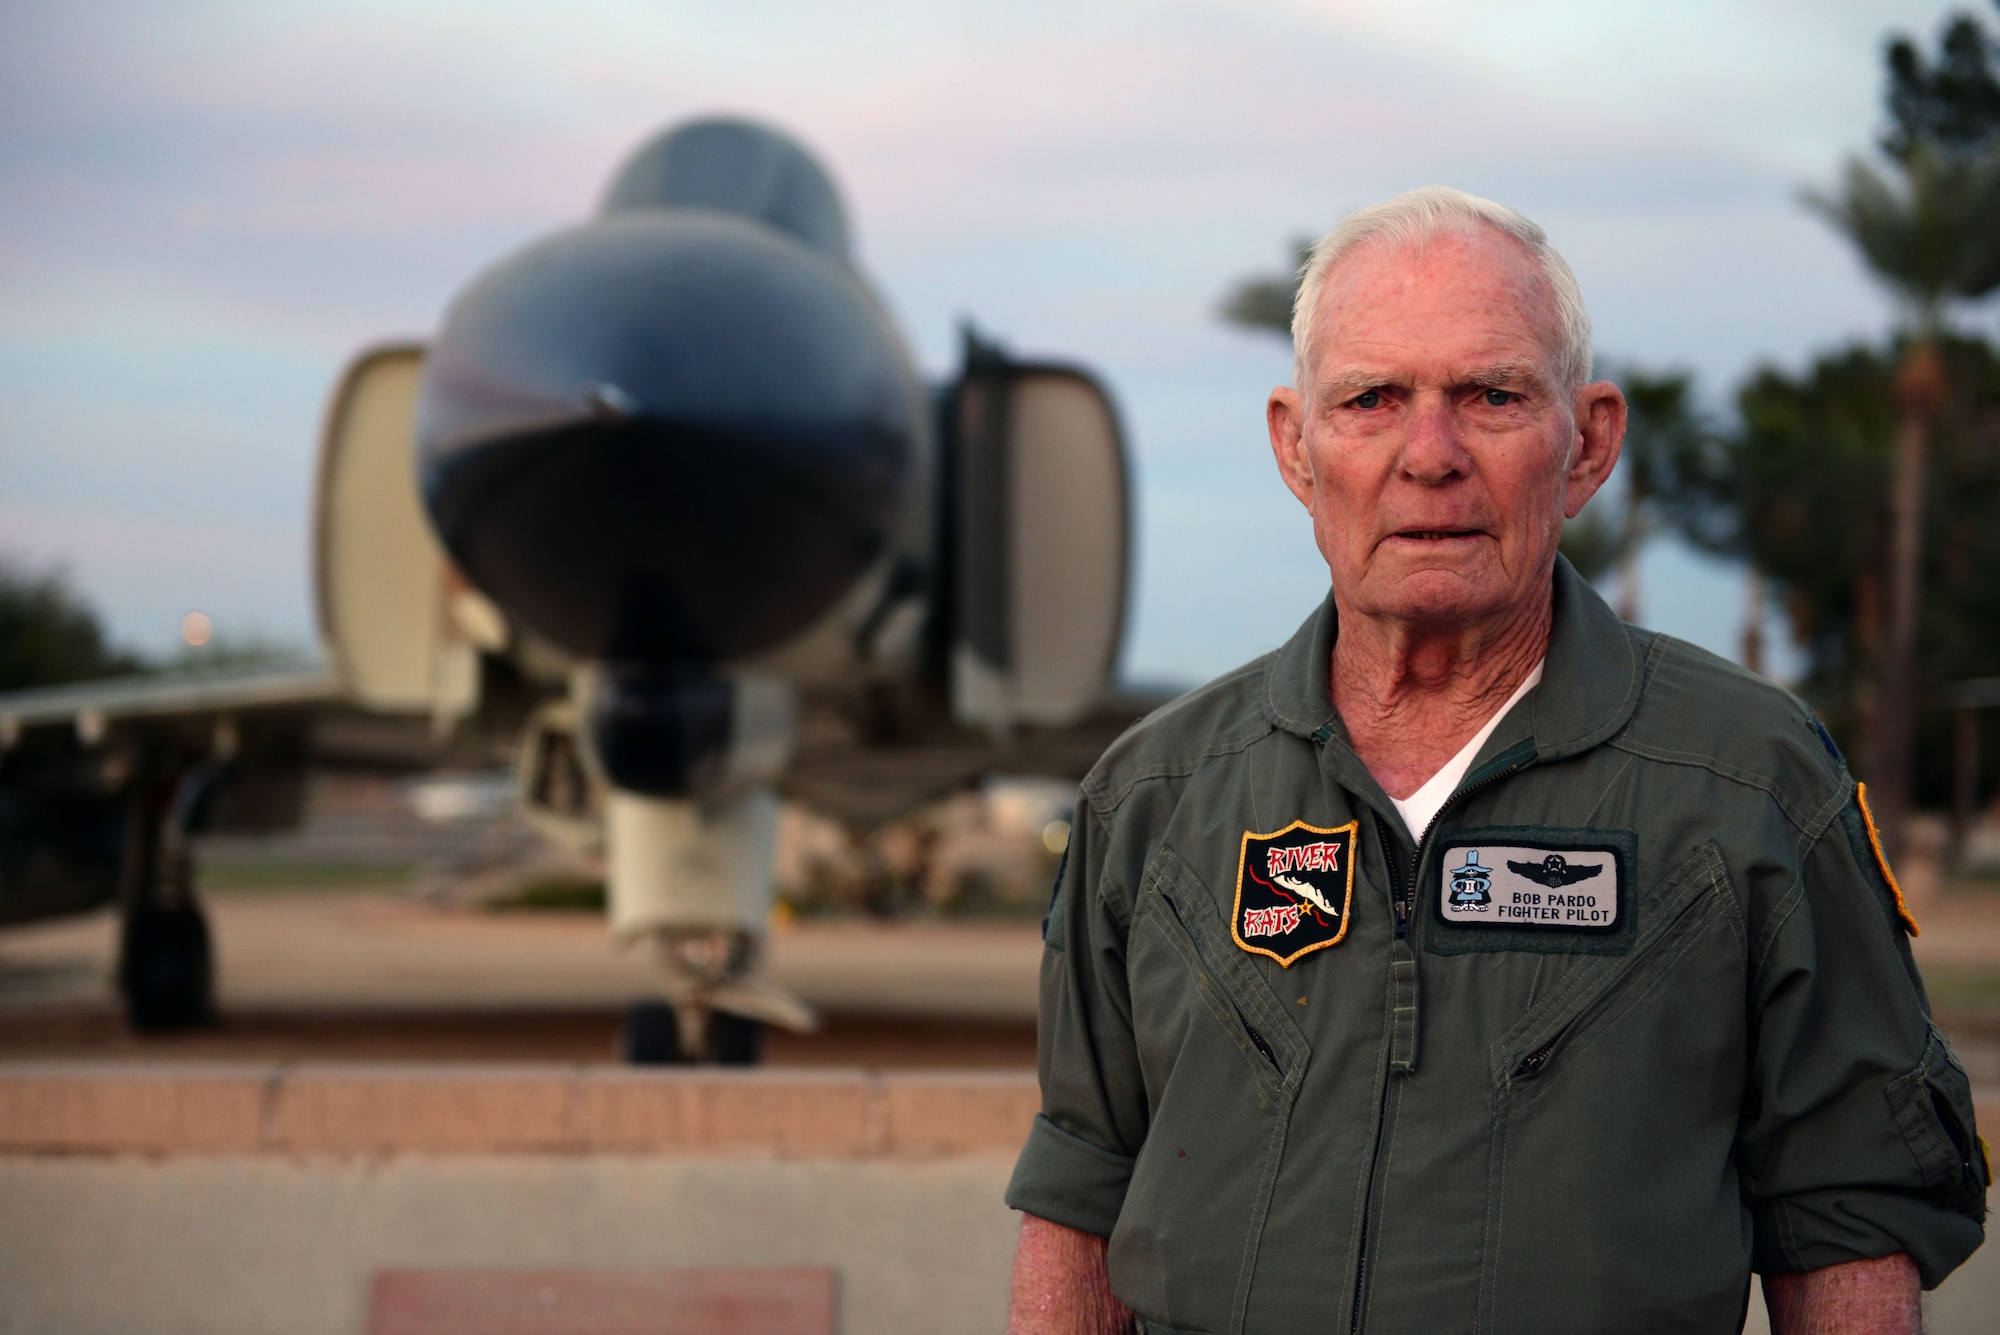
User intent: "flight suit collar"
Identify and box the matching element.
[1263,583,1341,742]
[1262,555,1643,771]
[1527,555,1645,764]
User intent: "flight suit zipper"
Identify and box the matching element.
[1242,1021,1282,1074]
[1348,758,1527,1334]
[1391,759,1524,939]
[1513,1038,1556,1078]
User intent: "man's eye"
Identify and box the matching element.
[1482,388,1515,407]
[1352,390,1383,409]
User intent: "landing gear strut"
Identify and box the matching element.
[599,787,813,1066]
[116,775,215,1031]
[120,903,213,1031]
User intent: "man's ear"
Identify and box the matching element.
[1268,385,1315,507]
[1563,381,1626,519]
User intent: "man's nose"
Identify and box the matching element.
[1397,391,1468,484]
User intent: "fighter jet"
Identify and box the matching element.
[0,118,1139,1062]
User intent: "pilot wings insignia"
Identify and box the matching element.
[1507,854,1603,889]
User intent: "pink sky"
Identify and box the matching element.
[0,0,1972,678]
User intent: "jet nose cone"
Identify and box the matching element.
[416,212,924,664]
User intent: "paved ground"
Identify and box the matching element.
[0,892,1047,1017]
[5,884,1997,1072]
[0,1006,1041,1067]
[0,1154,1022,1335]
[0,892,1044,1066]
[4,1146,1994,1335]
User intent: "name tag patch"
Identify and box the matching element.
[1231,819,1358,966]
[1438,842,1622,931]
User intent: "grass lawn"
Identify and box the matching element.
[1926,965,2000,1024]
[197,859,418,893]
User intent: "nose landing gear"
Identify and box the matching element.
[619,927,807,1065]
[620,999,765,1066]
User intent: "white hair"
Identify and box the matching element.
[1289,186,1593,398]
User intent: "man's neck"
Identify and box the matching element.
[1330,586,1552,802]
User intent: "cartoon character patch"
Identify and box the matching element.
[1447,850,1494,909]
[1231,819,1358,966]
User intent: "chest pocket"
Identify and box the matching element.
[1133,846,1311,1103]
[1485,841,1739,1088]
[1116,846,1311,1335]
[1475,841,1751,1333]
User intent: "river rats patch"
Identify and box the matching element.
[1427,826,1637,957]
[1231,819,1357,966]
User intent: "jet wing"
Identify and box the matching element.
[0,668,341,735]
[0,667,509,771]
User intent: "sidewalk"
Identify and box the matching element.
[0,893,1044,1020]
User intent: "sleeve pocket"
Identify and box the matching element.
[1886,1025,1988,1214]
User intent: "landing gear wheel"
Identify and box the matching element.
[621,1000,687,1064]
[119,903,214,1031]
[709,1012,763,1066]
[620,1003,763,1065]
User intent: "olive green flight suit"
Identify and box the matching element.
[1006,559,1986,1335]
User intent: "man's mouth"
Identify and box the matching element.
[1391,528,1483,542]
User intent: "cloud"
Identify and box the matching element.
[0,0,1967,680]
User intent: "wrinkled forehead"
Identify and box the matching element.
[1311,225,1561,377]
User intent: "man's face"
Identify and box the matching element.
[1267,227,1623,630]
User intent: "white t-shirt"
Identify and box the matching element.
[1389,660,1544,840]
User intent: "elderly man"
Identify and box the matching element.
[1004,188,1986,1334]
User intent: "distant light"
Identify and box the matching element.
[181,612,213,647]
[406,773,514,824]
[1042,819,1072,855]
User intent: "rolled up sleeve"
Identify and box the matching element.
[1005,797,1150,1236]
[1740,789,1988,1288]
[1008,1113,1138,1237]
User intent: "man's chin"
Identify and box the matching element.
[1349,563,1520,625]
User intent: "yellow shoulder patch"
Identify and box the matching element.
[1855,782,1920,937]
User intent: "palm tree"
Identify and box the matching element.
[1217,238,1313,338]
[1803,144,2000,856]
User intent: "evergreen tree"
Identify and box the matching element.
[0,564,140,691]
